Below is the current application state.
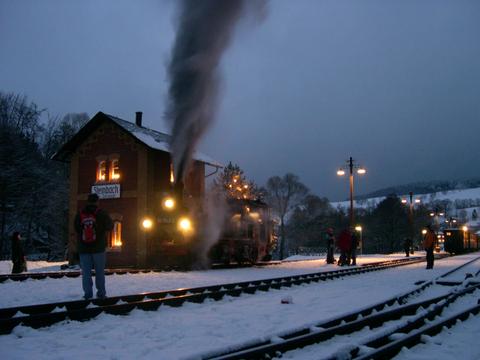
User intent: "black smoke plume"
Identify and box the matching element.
[167,0,245,181]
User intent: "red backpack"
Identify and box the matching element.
[80,209,99,244]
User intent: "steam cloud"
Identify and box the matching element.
[167,0,245,181]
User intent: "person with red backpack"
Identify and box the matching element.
[74,193,113,299]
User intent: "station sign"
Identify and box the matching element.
[91,184,121,199]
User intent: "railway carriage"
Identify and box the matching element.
[444,228,479,254]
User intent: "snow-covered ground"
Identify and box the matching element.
[1,253,479,359]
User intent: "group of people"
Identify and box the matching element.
[10,192,438,299]
[324,227,359,266]
[324,224,436,269]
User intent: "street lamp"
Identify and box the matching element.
[445,217,457,228]
[429,208,446,230]
[401,192,421,252]
[355,225,363,254]
[337,157,366,228]
[462,225,470,248]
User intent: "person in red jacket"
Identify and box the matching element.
[336,228,352,266]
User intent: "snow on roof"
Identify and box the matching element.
[106,113,223,168]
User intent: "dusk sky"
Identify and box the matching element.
[1,0,479,200]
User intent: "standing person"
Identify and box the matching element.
[423,225,436,269]
[404,237,413,257]
[75,193,113,299]
[336,228,351,266]
[325,228,336,264]
[11,232,27,274]
[350,229,359,266]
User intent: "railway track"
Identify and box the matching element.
[0,257,427,335]
[0,257,325,283]
[0,256,428,283]
[190,255,480,360]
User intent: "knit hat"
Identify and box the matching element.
[87,193,99,203]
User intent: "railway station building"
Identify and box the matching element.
[53,111,221,268]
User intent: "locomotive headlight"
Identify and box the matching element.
[178,217,193,233]
[142,218,153,230]
[163,197,175,210]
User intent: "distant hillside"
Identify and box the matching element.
[358,178,480,200]
[332,186,480,211]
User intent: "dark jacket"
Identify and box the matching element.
[74,204,113,254]
[337,230,352,252]
[11,234,27,273]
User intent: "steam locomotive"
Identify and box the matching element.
[444,228,479,254]
[209,198,273,265]
[139,188,273,268]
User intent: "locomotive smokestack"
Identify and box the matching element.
[135,111,143,127]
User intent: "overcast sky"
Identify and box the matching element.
[1,0,479,200]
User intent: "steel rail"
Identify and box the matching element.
[205,283,480,360]
[0,255,434,283]
[347,284,480,359]
[190,255,480,360]
[0,257,426,335]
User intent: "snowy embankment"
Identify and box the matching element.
[331,186,480,209]
[0,253,479,360]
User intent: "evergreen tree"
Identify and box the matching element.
[213,162,262,200]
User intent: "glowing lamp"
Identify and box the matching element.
[357,168,366,175]
[430,213,435,217]
[178,217,193,233]
[355,226,362,232]
[414,199,421,204]
[163,197,175,210]
[422,229,427,235]
[337,169,345,176]
[439,212,444,217]
[142,218,153,230]
[462,226,468,232]
[401,199,407,204]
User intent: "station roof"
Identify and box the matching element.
[52,111,223,168]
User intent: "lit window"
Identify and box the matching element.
[110,221,122,248]
[110,159,120,181]
[97,161,107,181]
[170,163,175,184]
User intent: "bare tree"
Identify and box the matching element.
[265,173,308,259]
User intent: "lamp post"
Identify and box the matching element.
[462,225,469,248]
[445,217,457,228]
[401,192,421,253]
[337,157,366,228]
[355,225,363,254]
[429,208,445,231]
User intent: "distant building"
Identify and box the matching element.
[53,111,221,268]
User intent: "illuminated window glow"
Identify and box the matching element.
[110,221,122,247]
[170,163,175,184]
[97,161,107,181]
[110,159,120,180]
